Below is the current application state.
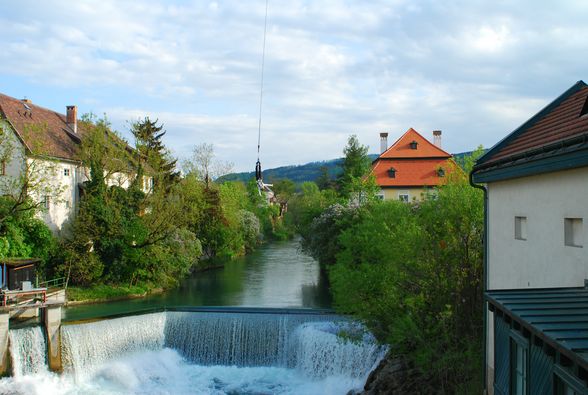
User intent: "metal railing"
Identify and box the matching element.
[39,277,67,289]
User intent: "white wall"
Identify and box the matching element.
[0,121,27,196]
[26,158,81,232]
[488,166,588,290]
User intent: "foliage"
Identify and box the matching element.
[58,117,203,286]
[299,149,486,392]
[183,143,234,185]
[337,134,379,203]
[66,283,152,302]
[131,117,180,190]
[0,197,56,267]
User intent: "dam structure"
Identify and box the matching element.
[1,307,387,394]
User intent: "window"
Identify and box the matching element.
[398,193,409,202]
[437,167,445,177]
[409,140,418,150]
[510,336,528,395]
[1,160,5,176]
[376,194,384,200]
[42,195,50,210]
[515,216,527,240]
[388,167,396,178]
[580,95,588,117]
[554,366,585,395]
[64,168,70,177]
[564,218,583,247]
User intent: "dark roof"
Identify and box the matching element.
[487,287,588,371]
[472,81,588,182]
[0,93,90,161]
[1,258,41,268]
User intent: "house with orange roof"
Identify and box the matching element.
[0,93,152,232]
[371,128,456,201]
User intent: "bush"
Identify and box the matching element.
[314,166,484,392]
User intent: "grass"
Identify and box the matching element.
[66,283,152,302]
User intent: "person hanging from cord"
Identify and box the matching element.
[255,0,273,199]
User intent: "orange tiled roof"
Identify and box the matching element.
[372,158,456,187]
[0,93,88,161]
[379,128,451,159]
[372,128,454,187]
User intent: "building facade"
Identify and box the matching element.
[371,128,455,201]
[0,93,149,232]
[472,81,588,395]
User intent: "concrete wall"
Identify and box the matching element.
[487,166,588,290]
[378,187,434,202]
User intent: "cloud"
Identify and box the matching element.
[0,0,587,171]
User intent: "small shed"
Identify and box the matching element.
[0,258,40,291]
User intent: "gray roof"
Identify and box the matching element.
[487,287,588,371]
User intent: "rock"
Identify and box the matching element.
[359,353,421,395]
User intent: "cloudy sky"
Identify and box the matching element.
[1,1,587,172]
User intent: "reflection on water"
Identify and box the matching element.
[64,239,331,321]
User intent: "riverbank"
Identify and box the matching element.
[65,284,162,305]
[64,260,230,305]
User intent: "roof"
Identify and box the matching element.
[372,128,454,187]
[379,128,452,159]
[487,287,588,372]
[0,93,88,161]
[472,81,588,182]
[1,258,41,268]
[372,158,455,187]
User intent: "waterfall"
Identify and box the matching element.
[164,311,346,367]
[61,312,166,378]
[291,321,386,379]
[9,326,48,377]
[4,310,387,394]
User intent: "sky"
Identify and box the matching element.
[1,1,587,172]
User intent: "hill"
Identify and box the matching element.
[218,151,486,184]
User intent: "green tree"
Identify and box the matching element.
[316,165,334,190]
[337,135,378,202]
[131,117,179,190]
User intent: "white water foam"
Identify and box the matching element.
[61,312,166,379]
[9,326,48,377]
[0,311,387,394]
[291,321,386,379]
[0,347,367,395]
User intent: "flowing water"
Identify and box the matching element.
[0,240,386,394]
[1,311,387,395]
[63,239,332,322]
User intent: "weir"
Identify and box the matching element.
[6,307,387,389]
[0,304,63,376]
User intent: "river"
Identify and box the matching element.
[63,238,332,322]
[0,239,387,395]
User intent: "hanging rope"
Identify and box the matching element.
[256,0,269,183]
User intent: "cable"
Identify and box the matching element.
[257,0,269,161]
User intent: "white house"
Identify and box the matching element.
[0,93,150,232]
[472,81,588,395]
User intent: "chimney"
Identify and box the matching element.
[66,105,77,134]
[380,132,388,154]
[433,130,442,148]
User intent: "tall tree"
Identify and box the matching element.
[338,135,378,201]
[316,165,334,190]
[182,143,233,187]
[131,117,179,190]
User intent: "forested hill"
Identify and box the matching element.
[218,150,486,184]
